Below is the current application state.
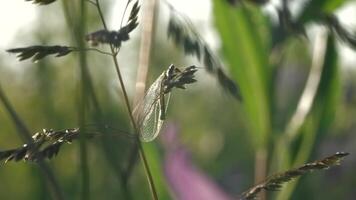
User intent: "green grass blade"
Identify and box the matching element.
[213,1,271,148]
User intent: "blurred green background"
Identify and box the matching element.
[0,0,355,199]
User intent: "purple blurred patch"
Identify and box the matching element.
[161,123,232,200]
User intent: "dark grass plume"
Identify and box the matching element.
[86,1,140,48]
[166,3,241,100]
[239,152,349,200]
[0,125,137,163]
[0,128,83,162]
[7,45,73,62]
[26,0,57,5]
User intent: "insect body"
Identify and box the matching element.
[134,64,197,142]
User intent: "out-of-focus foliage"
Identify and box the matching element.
[0,0,355,200]
[299,0,347,23]
[212,0,354,199]
[326,15,356,50]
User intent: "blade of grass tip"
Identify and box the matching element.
[0,85,64,200]
[93,0,159,199]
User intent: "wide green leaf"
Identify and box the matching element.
[213,1,271,148]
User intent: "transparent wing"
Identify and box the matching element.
[133,73,171,142]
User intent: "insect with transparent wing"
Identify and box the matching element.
[133,64,198,142]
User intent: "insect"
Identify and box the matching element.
[133,64,198,142]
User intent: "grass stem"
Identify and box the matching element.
[94,1,159,199]
[77,1,90,199]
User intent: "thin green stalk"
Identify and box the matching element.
[0,85,64,200]
[72,47,113,56]
[94,1,159,199]
[77,1,90,199]
[126,0,158,191]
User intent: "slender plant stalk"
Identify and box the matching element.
[0,85,64,200]
[76,1,90,199]
[94,1,159,199]
[123,0,158,189]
